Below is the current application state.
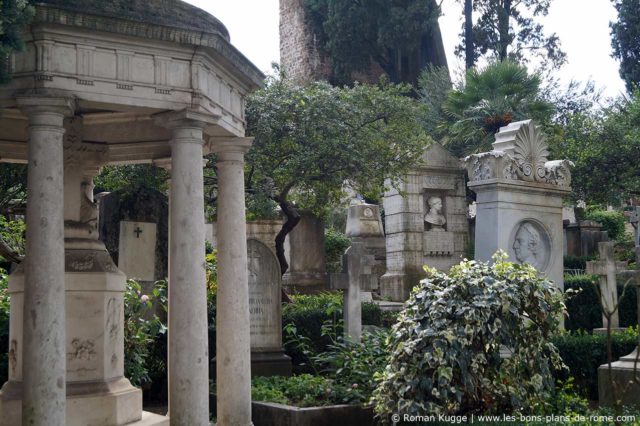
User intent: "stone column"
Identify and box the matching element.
[212,137,254,426]
[18,96,74,426]
[157,111,214,426]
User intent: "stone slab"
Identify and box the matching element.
[118,221,157,281]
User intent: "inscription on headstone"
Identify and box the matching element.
[247,239,282,351]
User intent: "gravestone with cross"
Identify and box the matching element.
[117,221,157,282]
[586,241,628,330]
[331,242,375,343]
[630,206,640,247]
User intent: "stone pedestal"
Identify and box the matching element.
[345,204,386,294]
[465,120,573,290]
[565,220,609,258]
[283,212,328,294]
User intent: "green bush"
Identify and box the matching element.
[282,292,383,367]
[313,329,390,403]
[372,253,566,421]
[0,269,9,385]
[565,275,637,332]
[585,210,626,240]
[251,374,359,407]
[123,279,167,387]
[552,329,638,400]
[0,216,25,266]
[324,228,351,273]
[563,255,595,271]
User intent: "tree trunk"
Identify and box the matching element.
[464,0,474,69]
[498,0,511,61]
[0,236,23,264]
[273,198,301,276]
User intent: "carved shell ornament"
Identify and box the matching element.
[512,120,549,182]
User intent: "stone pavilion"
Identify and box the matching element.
[0,1,262,425]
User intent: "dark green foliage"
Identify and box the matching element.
[314,329,390,403]
[417,65,452,142]
[324,228,350,273]
[610,0,640,93]
[0,216,25,265]
[0,164,26,215]
[123,279,166,387]
[0,0,34,83]
[564,275,637,332]
[457,0,565,69]
[563,255,595,271]
[372,254,566,419]
[251,374,359,407]
[94,164,168,194]
[282,293,383,366]
[439,60,553,155]
[552,330,638,400]
[585,210,627,240]
[0,269,9,386]
[302,0,441,84]
[546,92,640,204]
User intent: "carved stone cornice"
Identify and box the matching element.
[464,120,573,188]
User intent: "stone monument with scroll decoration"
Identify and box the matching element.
[464,120,573,289]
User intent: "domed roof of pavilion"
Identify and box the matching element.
[35,0,230,41]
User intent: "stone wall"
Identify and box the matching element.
[279,0,330,83]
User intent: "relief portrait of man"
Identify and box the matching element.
[512,222,544,270]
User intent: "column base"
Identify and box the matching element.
[598,348,640,407]
[282,271,328,294]
[0,378,151,426]
[379,272,422,302]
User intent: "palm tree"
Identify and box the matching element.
[441,60,553,156]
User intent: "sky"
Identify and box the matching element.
[186,0,627,98]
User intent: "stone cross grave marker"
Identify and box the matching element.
[332,242,375,343]
[586,241,628,329]
[630,206,640,247]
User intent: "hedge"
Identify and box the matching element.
[553,330,638,400]
[565,275,637,332]
[282,292,383,366]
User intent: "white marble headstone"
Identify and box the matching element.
[118,221,157,281]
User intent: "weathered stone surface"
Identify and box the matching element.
[283,212,328,293]
[118,221,158,282]
[465,120,572,290]
[381,143,469,301]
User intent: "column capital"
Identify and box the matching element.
[154,108,219,130]
[16,96,76,118]
[210,137,253,157]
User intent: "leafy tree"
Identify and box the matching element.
[303,0,442,84]
[456,0,566,70]
[610,0,640,93]
[438,60,553,155]
[94,164,168,194]
[0,0,34,83]
[0,163,26,215]
[245,75,431,274]
[547,91,640,205]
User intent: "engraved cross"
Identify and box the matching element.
[134,226,143,238]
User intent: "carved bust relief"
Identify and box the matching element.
[424,196,446,231]
[511,220,551,272]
